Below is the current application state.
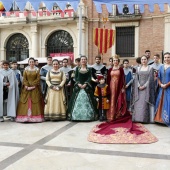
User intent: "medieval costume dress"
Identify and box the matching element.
[94,83,110,121]
[40,64,52,97]
[44,69,66,120]
[106,67,127,121]
[0,68,19,119]
[16,67,44,122]
[154,65,170,126]
[91,63,107,90]
[88,67,158,144]
[151,62,163,99]
[12,68,23,92]
[123,67,133,110]
[131,66,155,123]
[68,67,98,121]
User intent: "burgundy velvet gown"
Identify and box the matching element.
[88,67,158,144]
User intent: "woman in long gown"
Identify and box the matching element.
[131,55,155,123]
[88,55,158,144]
[44,59,66,120]
[16,58,44,122]
[68,56,98,121]
[123,59,133,110]
[154,52,170,126]
[106,56,127,121]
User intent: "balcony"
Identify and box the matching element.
[108,13,142,22]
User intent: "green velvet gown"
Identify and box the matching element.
[67,67,98,121]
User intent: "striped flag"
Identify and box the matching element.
[93,28,115,54]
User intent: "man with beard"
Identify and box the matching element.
[145,50,154,65]
[91,55,107,91]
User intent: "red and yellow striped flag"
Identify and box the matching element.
[93,28,115,54]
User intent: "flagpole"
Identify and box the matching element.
[101,16,108,63]
[78,0,83,57]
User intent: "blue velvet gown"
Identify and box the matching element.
[154,65,170,126]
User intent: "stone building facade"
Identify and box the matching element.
[0,0,170,66]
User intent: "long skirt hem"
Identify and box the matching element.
[15,115,44,123]
[44,113,66,121]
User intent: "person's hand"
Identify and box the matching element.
[95,79,98,83]
[67,83,71,87]
[125,85,128,89]
[27,86,35,91]
[161,84,167,89]
[106,100,109,103]
[82,84,87,89]
[53,86,57,91]
[139,86,145,90]
[30,86,35,90]
[96,98,99,102]
[56,87,59,91]
[6,82,10,86]
[78,84,83,88]
[122,88,125,93]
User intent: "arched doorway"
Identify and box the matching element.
[46,30,73,56]
[6,33,29,62]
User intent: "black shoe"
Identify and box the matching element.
[0,117,4,122]
[10,117,15,122]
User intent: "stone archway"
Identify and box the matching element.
[46,30,73,56]
[6,33,29,62]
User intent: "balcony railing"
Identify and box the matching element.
[0,9,75,22]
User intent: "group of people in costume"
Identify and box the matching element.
[0,51,170,132]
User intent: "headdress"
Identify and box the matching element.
[97,75,104,81]
[112,54,120,59]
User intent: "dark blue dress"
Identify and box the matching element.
[154,65,170,126]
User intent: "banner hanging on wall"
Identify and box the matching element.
[93,28,115,54]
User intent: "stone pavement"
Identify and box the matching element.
[0,118,170,170]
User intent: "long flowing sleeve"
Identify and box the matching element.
[143,67,154,88]
[84,68,92,85]
[46,71,52,87]
[75,67,79,84]
[23,71,29,86]
[59,72,66,87]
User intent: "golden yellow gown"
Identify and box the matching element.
[44,70,66,120]
[16,67,44,122]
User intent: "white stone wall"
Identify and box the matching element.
[0,20,83,61]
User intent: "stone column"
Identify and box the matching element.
[31,25,38,57]
[0,48,5,60]
[41,47,46,58]
[77,0,86,57]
